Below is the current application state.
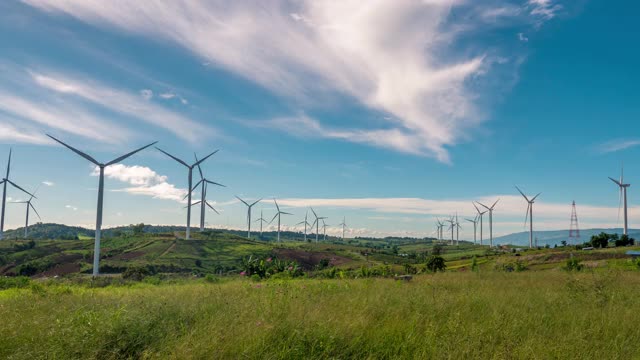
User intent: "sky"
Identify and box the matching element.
[0,0,639,240]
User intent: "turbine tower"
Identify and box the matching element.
[466,215,479,244]
[256,209,268,236]
[473,203,488,246]
[47,135,156,276]
[309,207,327,243]
[455,213,462,245]
[436,218,445,241]
[338,217,347,240]
[12,186,41,238]
[445,217,455,245]
[477,199,500,248]
[236,196,262,238]
[269,198,292,242]
[516,186,541,249]
[192,153,225,231]
[156,147,218,240]
[609,166,630,235]
[0,149,35,240]
[321,219,330,241]
[295,211,312,242]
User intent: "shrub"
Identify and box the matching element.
[403,263,417,275]
[565,257,584,271]
[204,274,220,283]
[471,256,479,272]
[0,276,30,289]
[122,265,157,281]
[425,255,446,272]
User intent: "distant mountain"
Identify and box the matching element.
[493,228,640,247]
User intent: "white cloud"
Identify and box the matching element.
[518,32,529,42]
[0,121,50,145]
[42,181,54,186]
[140,89,153,100]
[597,139,640,154]
[159,92,175,99]
[65,205,78,211]
[92,164,187,202]
[22,0,558,162]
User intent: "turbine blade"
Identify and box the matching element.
[5,148,11,179]
[609,177,622,187]
[106,141,157,166]
[30,203,41,220]
[476,201,490,211]
[205,201,220,214]
[194,153,204,180]
[250,198,263,207]
[269,213,278,224]
[155,147,189,167]
[235,196,249,207]
[515,186,530,202]
[531,192,542,202]
[184,200,202,208]
[193,150,219,167]
[281,212,293,215]
[204,179,225,187]
[190,179,205,194]
[47,134,100,166]
[617,187,622,224]
[491,199,500,209]
[310,207,318,218]
[7,180,36,198]
[524,203,531,228]
[273,198,280,212]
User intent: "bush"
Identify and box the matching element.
[425,255,446,272]
[615,234,635,247]
[471,256,479,272]
[0,276,30,289]
[204,274,220,283]
[122,265,158,281]
[565,257,584,272]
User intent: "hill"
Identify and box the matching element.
[493,228,640,247]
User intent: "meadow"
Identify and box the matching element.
[2,270,640,359]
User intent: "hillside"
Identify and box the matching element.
[493,228,640,247]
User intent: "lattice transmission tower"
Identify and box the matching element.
[569,201,580,245]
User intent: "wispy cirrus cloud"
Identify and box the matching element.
[596,139,640,154]
[23,0,562,163]
[92,164,187,202]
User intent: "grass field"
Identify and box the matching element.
[2,271,639,359]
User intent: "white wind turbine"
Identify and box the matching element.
[236,196,262,238]
[477,199,499,248]
[516,186,541,249]
[12,186,41,238]
[0,149,36,240]
[436,218,444,241]
[255,209,268,236]
[445,217,455,245]
[156,147,218,240]
[191,153,225,231]
[472,203,488,246]
[269,198,292,242]
[609,166,631,235]
[47,135,156,276]
[455,213,462,245]
[296,211,312,242]
[309,207,327,243]
[338,216,347,241]
[321,219,330,241]
[465,215,479,244]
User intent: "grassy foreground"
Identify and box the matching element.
[2,271,640,359]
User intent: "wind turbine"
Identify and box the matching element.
[465,215,479,244]
[191,153,225,232]
[338,216,347,240]
[47,135,156,276]
[309,207,327,243]
[156,147,218,240]
[255,209,268,236]
[516,186,541,249]
[296,211,312,242]
[477,199,500,248]
[445,217,455,245]
[236,196,262,238]
[12,186,41,238]
[321,219,330,241]
[455,213,462,245]
[473,203,488,246]
[269,198,292,242]
[0,149,36,240]
[609,166,631,235]
[436,218,444,241]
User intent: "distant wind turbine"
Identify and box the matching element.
[309,207,327,243]
[12,186,41,238]
[156,147,218,240]
[47,134,156,276]
[477,199,500,248]
[609,166,630,235]
[455,213,462,245]
[516,186,541,249]
[296,211,312,242]
[321,219,330,241]
[472,203,488,246]
[445,217,455,245]
[338,216,347,240]
[255,209,268,236]
[269,198,292,242]
[0,149,36,240]
[465,215,479,244]
[191,153,225,231]
[236,196,262,238]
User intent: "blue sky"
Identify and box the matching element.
[0,0,638,239]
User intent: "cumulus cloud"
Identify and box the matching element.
[42,181,54,186]
[22,0,562,162]
[92,164,187,202]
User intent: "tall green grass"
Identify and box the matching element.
[2,271,639,359]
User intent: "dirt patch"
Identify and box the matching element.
[273,248,353,270]
[38,262,81,277]
[111,251,145,261]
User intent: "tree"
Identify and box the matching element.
[615,234,635,247]
[432,244,444,256]
[132,223,145,236]
[425,255,446,272]
[590,232,611,248]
